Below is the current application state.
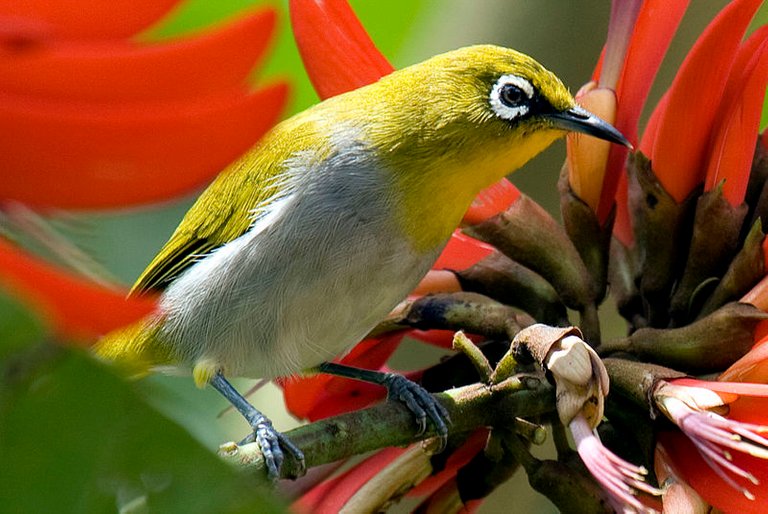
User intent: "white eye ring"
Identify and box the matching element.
[490,74,534,121]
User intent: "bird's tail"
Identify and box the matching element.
[94,317,175,378]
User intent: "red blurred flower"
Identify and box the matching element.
[0,1,289,341]
[0,238,156,343]
[0,0,181,41]
[0,5,287,209]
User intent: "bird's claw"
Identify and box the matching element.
[241,416,305,480]
[382,373,450,450]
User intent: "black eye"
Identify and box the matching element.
[490,75,534,121]
[499,84,527,107]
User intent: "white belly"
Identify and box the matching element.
[158,151,442,379]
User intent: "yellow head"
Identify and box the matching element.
[328,44,627,250]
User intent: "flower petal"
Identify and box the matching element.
[0,9,277,102]
[0,0,182,40]
[613,0,689,145]
[463,178,521,225]
[673,377,768,401]
[637,91,668,158]
[402,329,467,350]
[289,0,393,100]
[704,29,768,206]
[651,0,763,203]
[0,82,289,209]
[597,0,689,221]
[568,84,617,214]
[411,270,462,297]
[407,429,488,497]
[659,432,768,513]
[599,0,643,89]
[280,332,406,420]
[0,239,156,343]
[655,445,711,514]
[720,333,768,384]
[293,447,406,514]
[432,231,495,271]
[741,270,768,313]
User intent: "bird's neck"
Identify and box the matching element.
[387,130,561,254]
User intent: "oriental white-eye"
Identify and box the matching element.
[97,44,630,478]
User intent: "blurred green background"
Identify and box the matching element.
[1,0,760,512]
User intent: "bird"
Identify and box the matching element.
[96,44,629,479]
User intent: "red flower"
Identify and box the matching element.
[647,242,768,512]
[0,6,287,209]
[642,0,763,204]
[556,0,768,508]
[703,26,768,206]
[292,430,489,513]
[0,0,182,41]
[567,0,689,229]
[605,0,768,509]
[0,238,156,343]
[656,379,768,513]
[0,1,289,341]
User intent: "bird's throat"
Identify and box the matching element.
[390,129,561,253]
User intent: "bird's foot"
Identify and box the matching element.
[317,362,450,449]
[209,371,304,479]
[240,413,305,480]
[381,373,450,449]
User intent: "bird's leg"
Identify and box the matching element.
[318,362,450,448]
[209,372,305,479]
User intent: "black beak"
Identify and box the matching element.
[546,105,632,149]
